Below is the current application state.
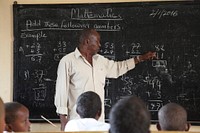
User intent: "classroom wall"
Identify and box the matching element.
[0,0,199,132]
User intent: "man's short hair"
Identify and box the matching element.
[158,102,188,131]
[76,91,102,118]
[79,28,97,44]
[109,96,150,133]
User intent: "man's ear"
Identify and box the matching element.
[5,124,13,132]
[185,123,191,131]
[156,123,161,131]
[85,39,90,45]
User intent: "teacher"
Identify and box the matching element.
[54,28,156,130]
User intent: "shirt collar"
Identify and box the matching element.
[74,48,82,59]
[74,47,99,60]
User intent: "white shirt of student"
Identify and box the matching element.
[3,131,14,133]
[64,118,110,131]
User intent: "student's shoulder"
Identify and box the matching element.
[67,119,81,125]
[94,121,110,131]
[99,121,110,127]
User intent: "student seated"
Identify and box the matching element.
[109,96,151,133]
[4,102,31,132]
[157,102,190,131]
[0,97,5,133]
[64,91,110,131]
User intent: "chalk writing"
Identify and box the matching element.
[93,22,121,31]
[105,78,112,87]
[23,20,121,32]
[70,8,122,20]
[143,75,162,90]
[44,21,59,28]
[152,60,167,67]
[61,20,90,29]
[20,31,47,40]
[155,44,165,59]
[19,46,25,54]
[33,85,47,101]
[24,70,30,80]
[26,20,41,30]
[53,41,71,61]
[119,75,134,95]
[105,99,112,108]
[100,42,115,55]
[148,100,163,111]
[24,42,43,63]
[121,42,141,57]
[32,101,46,108]
[149,9,178,19]
[54,53,66,61]
[31,69,47,83]
[57,41,67,53]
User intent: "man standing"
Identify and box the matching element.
[54,28,156,130]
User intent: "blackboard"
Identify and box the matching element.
[13,1,200,123]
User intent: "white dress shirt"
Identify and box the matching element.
[54,48,136,121]
[64,118,110,131]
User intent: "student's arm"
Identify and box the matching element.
[59,114,68,131]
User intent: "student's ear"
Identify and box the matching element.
[96,110,101,117]
[95,110,101,120]
[156,123,161,131]
[5,124,13,132]
[185,123,191,131]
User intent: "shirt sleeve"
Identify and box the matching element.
[104,57,136,78]
[54,57,69,115]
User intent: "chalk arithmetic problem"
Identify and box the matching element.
[13,2,200,123]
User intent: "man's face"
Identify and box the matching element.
[87,31,101,55]
[9,107,31,132]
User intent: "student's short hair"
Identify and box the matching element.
[76,91,102,118]
[158,103,187,131]
[5,102,27,124]
[109,96,150,133]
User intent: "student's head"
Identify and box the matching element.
[5,102,31,132]
[157,102,190,131]
[76,91,102,120]
[0,98,5,133]
[79,28,101,55]
[109,96,151,133]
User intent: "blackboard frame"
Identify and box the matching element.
[13,1,200,124]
